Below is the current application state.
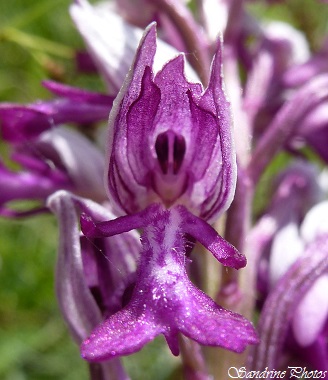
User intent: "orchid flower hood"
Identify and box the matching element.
[106,23,236,223]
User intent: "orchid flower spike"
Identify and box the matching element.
[78,24,257,362]
[249,162,328,370]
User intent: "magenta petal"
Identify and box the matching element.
[177,284,258,353]
[179,205,246,269]
[0,155,72,217]
[196,37,236,222]
[0,159,67,204]
[80,204,159,238]
[107,24,157,213]
[81,308,163,361]
[0,104,55,142]
[0,99,111,143]
[42,80,114,105]
[81,280,257,361]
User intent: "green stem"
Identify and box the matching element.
[2,27,74,58]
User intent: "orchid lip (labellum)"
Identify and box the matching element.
[107,22,236,223]
[81,203,258,361]
[77,23,258,362]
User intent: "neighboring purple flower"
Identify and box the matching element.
[0,81,113,143]
[279,38,328,164]
[249,232,328,372]
[252,161,322,295]
[249,162,328,370]
[289,201,328,364]
[0,157,71,217]
[240,20,328,167]
[0,126,107,217]
[283,38,328,88]
[70,0,199,92]
[78,24,258,362]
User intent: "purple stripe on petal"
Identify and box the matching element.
[197,37,236,222]
[107,24,158,212]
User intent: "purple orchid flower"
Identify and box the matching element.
[0,156,71,217]
[107,24,236,223]
[0,126,107,217]
[249,162,328,370]
[78,24,258,362]
[251,161,323,295]
[115,0,156,28]
[283,38,328,88]
[249,232,328,372]
[70,0,200,92]
[0,80,113,143]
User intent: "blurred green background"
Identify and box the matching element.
[0,1,327,379]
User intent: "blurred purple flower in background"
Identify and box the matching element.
[249,162,328,370]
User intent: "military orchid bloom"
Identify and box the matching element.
[79,24,258,362]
